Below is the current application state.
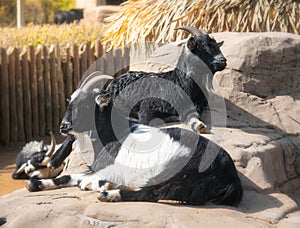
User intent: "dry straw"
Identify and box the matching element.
[102,0,300,49]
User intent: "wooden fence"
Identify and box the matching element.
[0,42,129,145]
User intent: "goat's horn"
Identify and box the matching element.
[78,71,103,90]
[46,132,56,157]
[174,26,207,36]
[81,75,114,93]
[15,163,27,174]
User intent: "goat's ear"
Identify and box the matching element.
[217,41,224,47]
[95,92,111,108]
[39,140,44,151]
[187,37,196,51]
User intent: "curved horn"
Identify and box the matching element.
[46,132,56,157]
[174,26,207,36]
[81,75,114,93]
[78,71,103,90]
[15,163,27,174]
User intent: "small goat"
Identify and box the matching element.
[12,133,68,179]
[27,77,242,206]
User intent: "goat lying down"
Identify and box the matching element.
[12,133,74,179]
[12,133,75,180]
[26,83,243,206]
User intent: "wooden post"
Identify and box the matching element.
[95,41,104,72]
[43,46,52,133]
[63,45,73,98]
[21,47,32,141]
[49,45,59,133]
[114,48,123,76]
[29,46,39,137]
[7,47,18,142]
[16,47,25,141]
[36,45,45,136]
[56,45,66,122]
[79,44,87,81]
[72,44,80,89]
[0,48,10,145]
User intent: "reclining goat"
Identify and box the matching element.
[27,77,243,206]
[12,133,73,179]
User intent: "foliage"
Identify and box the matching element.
[102,0,300,49]
[0,0,76,26]
[0,23,102,51]
[0,0,16,27]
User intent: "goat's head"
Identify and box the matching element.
[12,133,64,179]
[175,26,226,74]
[60,74,114,136]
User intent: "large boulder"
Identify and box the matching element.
[212,32,300,194]
[131,32,300,194]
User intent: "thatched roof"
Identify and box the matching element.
[102,0,300,49]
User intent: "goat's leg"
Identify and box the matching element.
[26,174,84,192]
[49,135,75,169]
[184,112,206,134]
[98,186,158,202]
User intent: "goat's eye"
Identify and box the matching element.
[197,44,205,49]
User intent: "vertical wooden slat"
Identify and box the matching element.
[21,47,32,141]
[29,45,39,137]
[49,45,59,133]
[56,45,66,122]
[106,50,115,76]
[16,47,25,141]
[8,47,18,142]
[80,44,87,82]
[87,42,96,72]
[73,44,80,89]
[114,48,123,76]
[96,40,104,59]
[0,48,10,145]
[43,45,52,133]
[63,45,73,98]
[86,43,92,68]
[95,41,104,72]
[36,45,45,136]
[123,46,130,74]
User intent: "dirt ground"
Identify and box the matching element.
[0,142,26,196]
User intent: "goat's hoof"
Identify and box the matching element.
[26,179,42,192]
[196,123,206,134]
[97,189,121,202]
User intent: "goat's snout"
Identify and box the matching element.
[218,56,227,64]
[60,121,72,134]
[211,55,227,72]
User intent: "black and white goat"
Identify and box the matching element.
[27,77,242,206]
[12,133,73,179]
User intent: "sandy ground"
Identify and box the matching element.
[0,142,25,196]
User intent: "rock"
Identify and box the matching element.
[131,32,300,194]
[0,188,298,227]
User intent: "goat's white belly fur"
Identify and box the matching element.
[94,127,194,187]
